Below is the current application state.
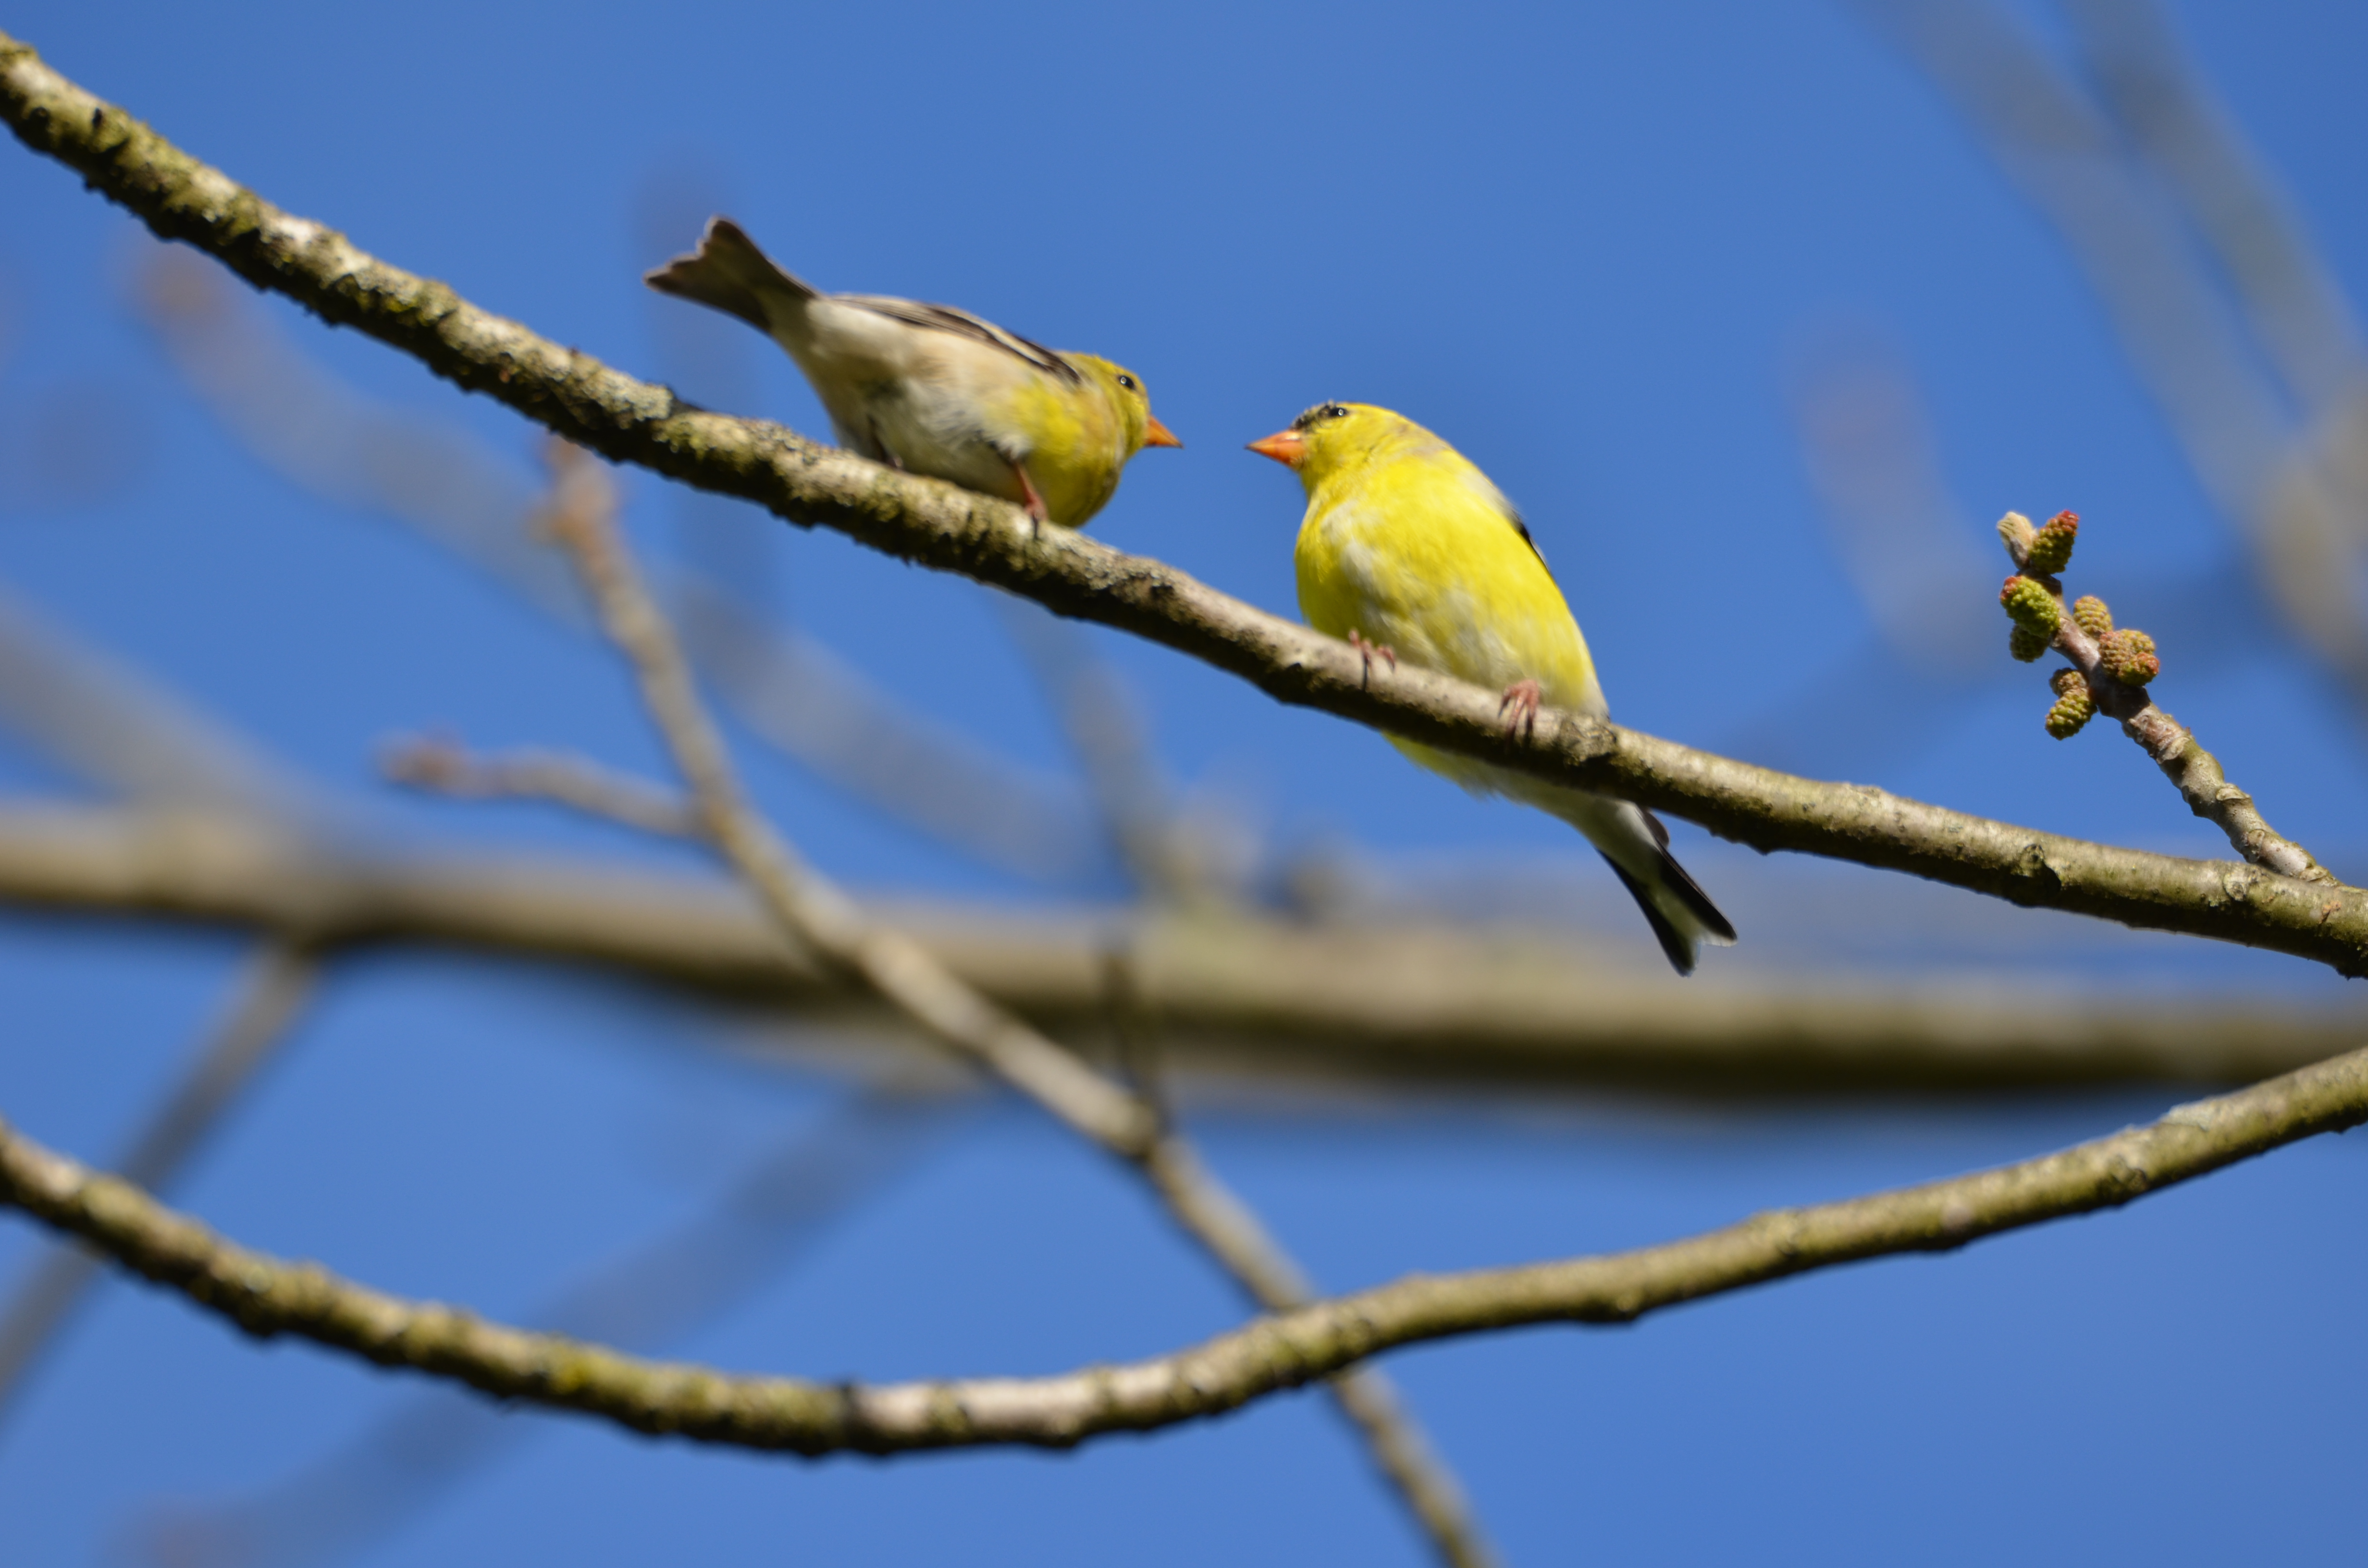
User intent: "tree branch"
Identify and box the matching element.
[381,734,702,839]
[140,1078,973,1568]
[7,30,2366,974]
[0,805,2352,1092]
[1853,0,2368,718]
[3,1043,2358,1455]
[2060,0,2367,416]
[2000,513,2332,884]
[132,244,1111,888]
[533,443,1495,1567]
[0,939,317,1427]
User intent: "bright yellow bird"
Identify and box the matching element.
[647,219,1180,528]
[1251,401,1736,973]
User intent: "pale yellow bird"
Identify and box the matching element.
[647,218,1180,528]
[1251,401,1735,973]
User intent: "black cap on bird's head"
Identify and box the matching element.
[1249,401,1368,469]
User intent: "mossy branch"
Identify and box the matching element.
[4,32,2365,975]
[3,1043,2361,1453]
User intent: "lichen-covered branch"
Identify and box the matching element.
[536,447,1493,1568]
[5,31,2364,973]
[5,1043,2360,1454]
[1998,510,2331,884]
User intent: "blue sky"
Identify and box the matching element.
[0,3,2364,1564]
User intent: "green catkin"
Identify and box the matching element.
[2025,511,2080,574]
[2045,669,2096,738]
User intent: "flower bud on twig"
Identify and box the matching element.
[2000,575,2061,637]
[2072,595,2113,640]
[2045,668,2095,738]
[1996,511,2036,560]
[2025,511,2079,575]
[2009,624,2051,662]
[2097,628,2159,686]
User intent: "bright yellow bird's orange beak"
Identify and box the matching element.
[1142,416,1184,449]
[1246,429,1306,468]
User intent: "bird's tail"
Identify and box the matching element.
[644,217,819,334]
[1549,793,1736,976]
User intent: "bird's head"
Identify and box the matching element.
[1072,355,1182,457]
[1246,402,1420,491]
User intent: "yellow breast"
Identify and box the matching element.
[1293,448,1602,714]
[996,375,1127,528]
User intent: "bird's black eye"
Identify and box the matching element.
[1116,374,1137,391]
[1325,404,1350,420]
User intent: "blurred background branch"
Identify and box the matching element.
[135,1075,974,1568]
[0,938,318,1430]
[532,441,1496,1568]
[381,734,702,839]
[0,577,334,828]
[1853,0,2368,720]
[4,1039,2359,1469]
[0,804,2351,1092]
[133,246,1109,887]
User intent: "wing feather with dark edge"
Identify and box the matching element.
[836,296,1084,385]
[1467,467,1553,578]
[1506,508,1552,576]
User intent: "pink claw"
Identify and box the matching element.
[1010,460,1049,538]
[1499,678,1543,739]
[1348,629,1397,688]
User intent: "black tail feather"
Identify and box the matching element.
[1601,854,1698,976]
[1637,808,1737,943]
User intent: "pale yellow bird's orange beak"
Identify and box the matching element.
[1246,429,1306,468]
[1143,416,1184,449]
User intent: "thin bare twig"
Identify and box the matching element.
[2060,0,2366,422]
[999,599,1219,907]
[0,938,318,1427]
[1,1042,2359,1455]
[381,734,701,839]
[532,444,1495,1568]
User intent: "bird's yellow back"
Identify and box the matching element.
[1289,404,1603,716]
